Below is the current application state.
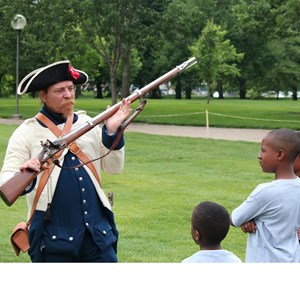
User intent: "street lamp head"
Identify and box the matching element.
[11,14,27,119]
[11,14,27,31]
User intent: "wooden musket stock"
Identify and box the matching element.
[0,57,197,206]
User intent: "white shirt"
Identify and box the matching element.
[182,249,242,263]
[232,178,300,262]
[0,111,124,217]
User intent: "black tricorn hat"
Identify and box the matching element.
[17,60,88,95]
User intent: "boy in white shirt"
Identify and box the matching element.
[231,128,300,262]
[182,201,242,263]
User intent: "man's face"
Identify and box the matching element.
[40,80,75,117]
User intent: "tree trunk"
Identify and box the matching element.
[175,81,182,99]
[121,45,131,98]
[239,78,247,99]
[0,74,2,97]
[110,66,118,105]
[75,86,82,98]
[95,78,103,99]
[207,81,211,104]
[185,86,192,99]
[291,86,298,101]
[106,37,121,105]
[217,79,224,99]
[149,87,161,99]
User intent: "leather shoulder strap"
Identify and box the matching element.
[35,112,73,137]
[68,143,101,186]
[35,112,101,185]
[27,166,54,224]
[27,113,74,223]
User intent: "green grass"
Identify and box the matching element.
[0,122,272,262]
[110,134,262,262]
[1,95,300,129]
[0,95,293,262]
[0,124,31,262]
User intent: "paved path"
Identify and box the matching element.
[0,118,268,143]
[126,123,268,143]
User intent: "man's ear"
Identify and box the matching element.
[39,90,46,102]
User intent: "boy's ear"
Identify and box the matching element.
[193,229,200,242]
[277,149,285,160]
[191,226,201,244]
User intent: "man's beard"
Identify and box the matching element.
[60,99,75,118]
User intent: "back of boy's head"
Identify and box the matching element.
[192,201,230,245]
[267,128,300,162]
[295,131,300,157]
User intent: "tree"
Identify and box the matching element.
[230,0,275,99]
[264,37,300,100]
[267,0,300,100]
[190,20,243,104]
[129,0,172,99]
[67,0,151,104]
[0,0,99,98]
[153,0,206,99]
[0,0,30,97]
[1,0,299,104]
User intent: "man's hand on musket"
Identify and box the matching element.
[105,98,132,135]
[20,158,41,172]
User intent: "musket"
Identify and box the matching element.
[0,57,197,206]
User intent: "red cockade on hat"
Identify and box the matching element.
[68,65,80,80]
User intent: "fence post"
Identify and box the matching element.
[206,109,209,137]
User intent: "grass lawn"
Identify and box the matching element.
[0,95,297,262]
[1,95,300,129]
[0,122,271,262]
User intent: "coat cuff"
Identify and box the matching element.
[21,177,37,195]
[102,125,125,150]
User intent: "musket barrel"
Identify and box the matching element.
[55,57,197,146]
[127,57,197,102]
[0,57,197,206]
[177,57,197,71]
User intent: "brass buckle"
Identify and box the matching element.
[68,142,81,155]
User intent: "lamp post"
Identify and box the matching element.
[11,14,27,119]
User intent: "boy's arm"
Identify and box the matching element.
[231,187,264,227]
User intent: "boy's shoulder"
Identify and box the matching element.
[253,178,300,196]
[257,177,300,187]
[182,250,242,263]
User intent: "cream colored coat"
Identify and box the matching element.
[0,111,124,219]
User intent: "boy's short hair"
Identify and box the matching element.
[192,201,230,244]
[267,128,300,161]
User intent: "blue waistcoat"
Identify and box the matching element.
[28,107,123,262]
